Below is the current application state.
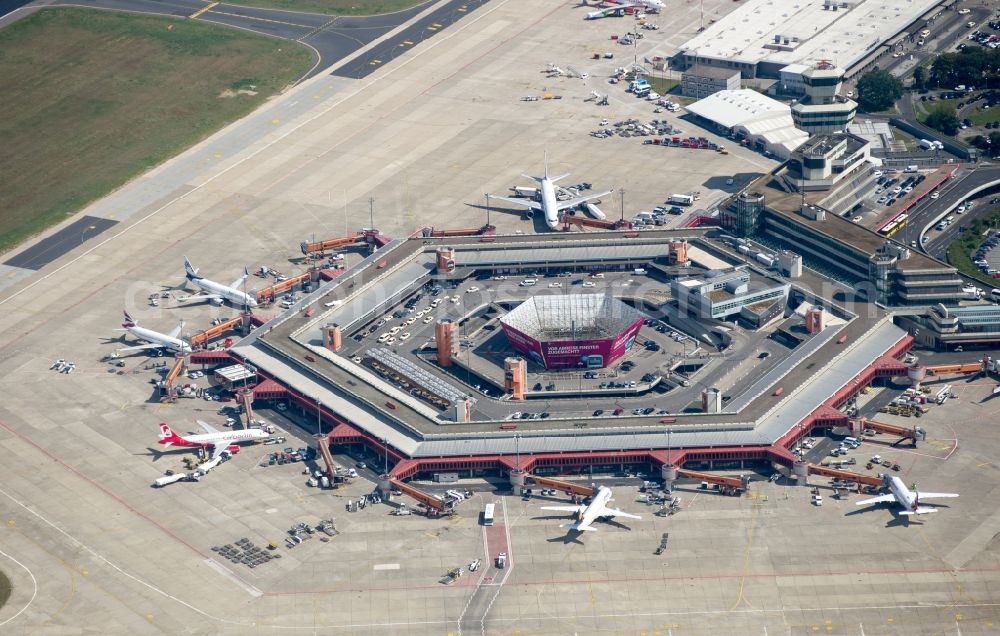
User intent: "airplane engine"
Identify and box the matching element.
[524,210,534,219]
[210,297,224,306]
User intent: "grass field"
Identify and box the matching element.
[0,568,9,612]
[967,106,1000,127]
[224,0,429,16]
[0,9,311,256]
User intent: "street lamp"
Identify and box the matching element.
[382,437,388,474]
[315,398,322,436]
[485,193,491,227]
[515,433,521,469]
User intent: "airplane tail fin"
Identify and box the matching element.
[157,422,184,446]
[560,523,597,532]
[183,256,199,280]
[122,310,136,328]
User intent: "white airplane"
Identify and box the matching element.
[581,0,665,10]
[541,485,641,532]
[157,421,269,461]
[545,63,566,77]
[177,257,258,308]
[603,0,665,10]
[115,310,192,357]
[855,475,958,516]
[489,155,611,230]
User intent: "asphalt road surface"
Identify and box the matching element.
[11,0,440,78]
[3,216,118,270]
[332,0,489,79]
[896,164,1000,256]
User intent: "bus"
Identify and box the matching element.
[879,213,908,237]
[482,503,495,526]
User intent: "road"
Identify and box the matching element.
[895,164,1000,256]
[1,0,463,80]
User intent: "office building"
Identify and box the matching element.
[682,65,741,99]
[673,269,790,321]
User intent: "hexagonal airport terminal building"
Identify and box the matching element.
[498,294,644,369]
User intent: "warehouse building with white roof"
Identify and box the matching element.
[677,0,942,79]
[686,89,810,160]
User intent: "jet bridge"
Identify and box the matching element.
[390,478,449,513]
[527,475,595,497]
[299,229,389,256]
[855,417,926,445]
[807,463,883,487]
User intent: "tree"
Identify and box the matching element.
[856,69,903,111]
[989,131,1000,157]
[913,66,926,90]
[925,105,959,136]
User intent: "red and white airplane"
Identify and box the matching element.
[158,421,269,461]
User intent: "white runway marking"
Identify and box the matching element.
[204,559,263,598]
[0,546,38,627]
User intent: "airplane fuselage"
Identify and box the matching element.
[189,275,258,308]
[539,178,562,230]
[888,476,920,512]
[160,429,268,448]
[604,0,665,8]
[575,486,615,530]
[128,325,191,353]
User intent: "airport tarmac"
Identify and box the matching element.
[3,368,998,634]
[0,0,997,633]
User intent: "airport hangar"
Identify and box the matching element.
[177,226,922,504]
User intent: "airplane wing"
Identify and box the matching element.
[855,494,896,506]
[196,420,221,435]
[174,293,222,305]
[167,322,184,339]
[555,190,613,211]
[489,195,542,211]
[116,343,164,353]
[540,505,584,512]
[603,507,642,520]
[210,443,229,461]
[915,492,959,500]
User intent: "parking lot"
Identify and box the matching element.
[331,263,800,422]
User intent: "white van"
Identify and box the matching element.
[634,268,648,275]
[519,278,537,287]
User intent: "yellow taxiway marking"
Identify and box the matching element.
[428,23,442,30]
[369,59,382,66]
[189,1,218,19]
[270,118,280,125]
[458,5,467,11]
